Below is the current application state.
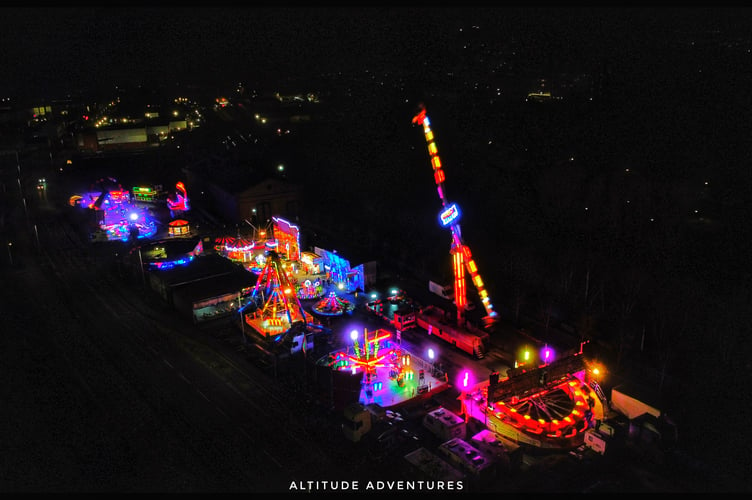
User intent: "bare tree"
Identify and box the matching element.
[648,274,704,391]
[613,265,649,369]
[510,278,527,325]
[538,293,556,335]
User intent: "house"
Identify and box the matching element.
[183,156,303,225]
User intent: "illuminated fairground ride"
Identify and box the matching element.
[272,216,301,262]
[217,217,328,300]
[412,104,498,328]
[297,278,326,301]
[69,176,158,241]
[102,212,158,242]
[460,347,609,449]
[243,245,307,336]
[241,245,332,350]
[317,328,444,407]
[166,181,190,217]
[67,176,127,210]
[215,235,261,263]
[312,291,354,317]
[215,222,272,273]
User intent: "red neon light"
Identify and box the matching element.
[411,107,427,125]
[434,170,445,185]
[412,104,497,324]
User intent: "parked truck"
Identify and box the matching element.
[429,280,454,300]
[415,305,489,358]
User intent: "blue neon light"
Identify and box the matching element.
[439,203,461,227]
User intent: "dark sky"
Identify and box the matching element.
[2,7,751,98]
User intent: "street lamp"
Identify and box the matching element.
[137,246,146,287]
[239,303,246,344]
[428,348,435,376]
[350,329,359,355]
[33,224,40,253]
[7,242,12,266]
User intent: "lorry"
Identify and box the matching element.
[429,280,454,300]
[415,305,489,358]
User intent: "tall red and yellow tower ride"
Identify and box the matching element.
[412,104,498,327]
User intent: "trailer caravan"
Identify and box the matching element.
[422,407,466,441]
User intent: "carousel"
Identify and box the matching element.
[317,328,448,408]
[312,291,354,317]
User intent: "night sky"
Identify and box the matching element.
[1,7,748,98]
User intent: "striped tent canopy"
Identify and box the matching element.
[227,237,255,251]
[214,235,236,251]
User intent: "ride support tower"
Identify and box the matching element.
[412,104,498,328]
